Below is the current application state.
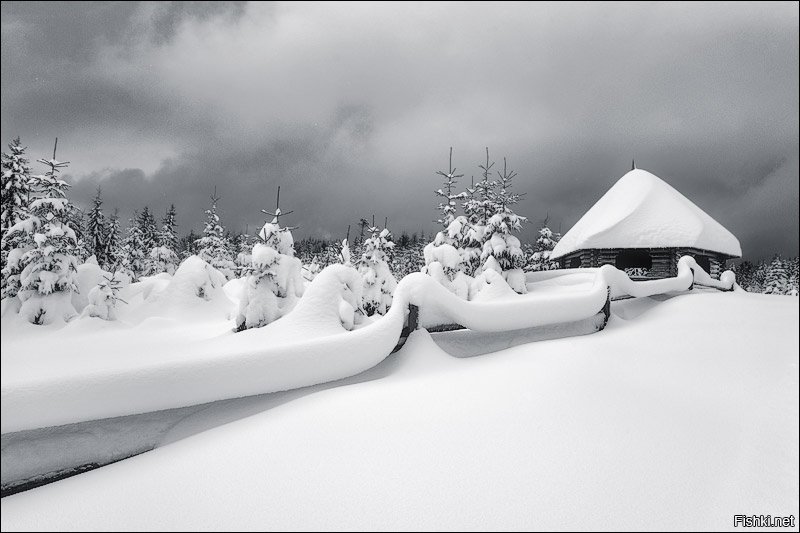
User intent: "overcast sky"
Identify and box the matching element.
[2,1,797,260]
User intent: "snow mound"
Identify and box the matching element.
[130,256,234,322]
[551,169,742,258]
[71,260,108,313]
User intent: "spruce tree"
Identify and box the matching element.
[423,148,472,295]
[764,256,787,295]
[236,188,304,330]
[461,149,500,276]
[195,191,236,279]
[1,138,32,271]
[15,141,79,323]
[525,222,560,272]
[160,204,178,251]
[234,230,252,277]
[121,212,147,280]
[87,186,107,265]
[147,205,180,275]
[63,202,87,259]
[358,223,397,315]
[180,229,200,259]
[104,210,121,267]
[478,156,527,292]
[1,138,34,295]
[138,206,158,254]
[785,257,799,296]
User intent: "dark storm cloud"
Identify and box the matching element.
[2,2,797,260]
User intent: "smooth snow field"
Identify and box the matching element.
[1,290,797,531]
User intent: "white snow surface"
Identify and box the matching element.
[1,257,733,434]
[551,169,742,258]
[1,289,797,531]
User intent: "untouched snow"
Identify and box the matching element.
[1,290,797,531]
[551,169,742,259]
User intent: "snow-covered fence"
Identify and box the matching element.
[2,257,733,437]
[0,256,735,494]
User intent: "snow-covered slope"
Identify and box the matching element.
[1,291,796,531]
[551,169,742,258]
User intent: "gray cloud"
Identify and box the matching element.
[2,1,797,260]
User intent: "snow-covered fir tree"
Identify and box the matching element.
[1,138,34,296]
[461,149,500,276]
[358,224,397,316]
[525,223,561,272]
[477,156,527,293]
[86,186,107,265]
[423,148,472,297]
[234,230,252,277]
[434,148,467,229]
[391,233,426,279]
[138,206,158,255]
[179,229,200,259]
[1,138,32,273]
[159,204,178,252]
[66,203,89,261]
[12,143,79,324]
[104,210,121,268]
[84,271,125,320]
[764,256,787,295]
[236,192,304,330]
[147,205,180,275]
[195,192,236,280]
[120,212,147,280]
[785,257,799,296]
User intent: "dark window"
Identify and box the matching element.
[615,249,652,270]
[569,257,581,268]
[694,255,711,273]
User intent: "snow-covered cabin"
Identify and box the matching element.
[551,168,741,279]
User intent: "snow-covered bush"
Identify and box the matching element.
[339,238,353,266]
[525,226,561,272]
[302,256,321,282]
[624,267,650,278]
[84,271,125,321]
[358,226,397,316]
[236,214,304,331]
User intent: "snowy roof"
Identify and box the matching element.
[551,169,742,259]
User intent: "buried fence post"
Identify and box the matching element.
[598,287,611,331]
[408,304,419,332]
[391,304,420,353]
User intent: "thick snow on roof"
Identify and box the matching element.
[551,169,742,259]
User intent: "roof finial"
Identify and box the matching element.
[631,158,636,171]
